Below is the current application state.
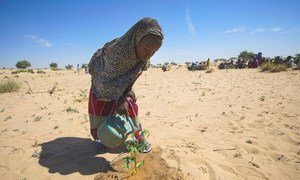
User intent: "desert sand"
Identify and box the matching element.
[0,66,299,179]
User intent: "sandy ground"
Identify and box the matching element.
[0,66,299,180]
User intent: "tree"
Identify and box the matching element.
[294,54,300,64]
[65,64,73,70]
[50,63,58,68]
[16,60,31,69]
[81,64,88,69]
[286,56,293,61]
[238,51,255,62]
[170,62,178,66]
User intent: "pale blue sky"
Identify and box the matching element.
[0,0,299,68]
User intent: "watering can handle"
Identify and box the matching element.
[126,116,137,133]
[114,113,137,135]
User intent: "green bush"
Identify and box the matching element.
[11,70,20,74]
[16,60,31,69]
[11,69,34,74]
[81,64,87,69]
[261,63,287,72]
[50,63,58,68]
[51,68,62,71]
[37,70,46,74]
[65,65,73,70]
[27,69,34,74]
[0,79,21,93]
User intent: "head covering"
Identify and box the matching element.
[88,17,164,100]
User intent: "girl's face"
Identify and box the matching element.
[136,35,162,61]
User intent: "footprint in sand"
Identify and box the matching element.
[236,166,269,180]
[198,161,216,180]
[107,174,121,179]
[0,165,9,176]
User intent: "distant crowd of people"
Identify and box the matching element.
[248,52,263,68]
[187,58,210,71]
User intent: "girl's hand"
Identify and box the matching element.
[117,101,129,117]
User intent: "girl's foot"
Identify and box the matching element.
[143,141,152,153]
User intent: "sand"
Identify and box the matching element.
[0,66,299,179]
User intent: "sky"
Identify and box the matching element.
[0,0,300,68]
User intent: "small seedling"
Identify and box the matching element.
[245,140,252,144]
[34,116,42,122]
[75,89,88,102]
[31,149,42,158]
[65,107,79,113]
[31,149,52,159]
[79,89,88,98]
[122,130,149,176]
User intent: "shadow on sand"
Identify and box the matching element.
[38,137,127,176]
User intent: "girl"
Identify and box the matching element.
[88,17,164,153]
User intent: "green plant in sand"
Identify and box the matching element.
[79,89,88,98]
[75,89,88,102]
[65,107,79,113]
[122,130,149,175]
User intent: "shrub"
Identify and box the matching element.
[12,70,20,74]
[65,64,73,70]
[50,68,62,71]
[12,69,34,74]
[81,64,88,69]
[50,63,58,68]
[16,60,31,69]
[270,64,288,72]
[27,69,34,74]
[261,63,287,72]
[0,79,21,93]
[37,70,46,74]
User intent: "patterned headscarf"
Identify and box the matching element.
[88,17,164,100]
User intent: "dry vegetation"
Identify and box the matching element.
[261,62,288,72]
[0,79,21,93]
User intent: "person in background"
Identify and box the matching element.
[257,52,263,66]
[77,64,80,75]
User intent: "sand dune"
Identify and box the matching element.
[0,67,299,179]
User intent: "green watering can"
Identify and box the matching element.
[97,114,137,148]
